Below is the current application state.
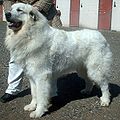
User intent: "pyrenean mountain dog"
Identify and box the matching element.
[5,3,112,118]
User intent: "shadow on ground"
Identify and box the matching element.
[12,73,120,116]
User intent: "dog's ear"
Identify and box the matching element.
[29,8,39,21]
[29,11,37,21]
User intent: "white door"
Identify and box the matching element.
[79,0,99,29]
[56,0,70,26]
[111,0,120,31]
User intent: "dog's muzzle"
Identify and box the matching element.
[5,12,22,31]
[5,12,11,21]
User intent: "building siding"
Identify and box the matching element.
[1,0,120,31]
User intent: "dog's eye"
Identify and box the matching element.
[17,8,23,12]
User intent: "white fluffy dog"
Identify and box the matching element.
[5,3,112,118]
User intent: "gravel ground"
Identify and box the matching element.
[0,22,120,120]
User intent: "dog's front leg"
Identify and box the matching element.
[30,72,51,118]
[24,78,37,111]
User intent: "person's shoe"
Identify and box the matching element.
[0,93,17,103]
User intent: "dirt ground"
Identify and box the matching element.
[0,22,120,120]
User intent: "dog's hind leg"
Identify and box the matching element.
[86,54,111,106]
[77,66,93,95]
[88,69,110,106]
[81,78,94,95]
[99,80,110,106]
[24,78,37,111]
[89,72,110,106]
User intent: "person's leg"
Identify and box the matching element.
[5,58,23,95]
[0,57,24,103]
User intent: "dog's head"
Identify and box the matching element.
[5,3,41,32]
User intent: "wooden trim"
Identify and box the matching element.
[98,0,112,30]
[70,0,80,27]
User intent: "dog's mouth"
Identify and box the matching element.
[8,21,23,31]
[5,12,23,31]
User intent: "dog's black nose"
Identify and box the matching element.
[5,12,11,19]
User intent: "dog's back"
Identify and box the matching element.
[5,3,112,118]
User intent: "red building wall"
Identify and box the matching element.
[70,0,80,27]
[98,0,112,30]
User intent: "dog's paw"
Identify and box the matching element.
[30,111,43,118]
[100,97,110,106]
[24,104,36,111]
[30,108,47,118]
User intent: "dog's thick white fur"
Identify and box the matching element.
[5,3,112,118]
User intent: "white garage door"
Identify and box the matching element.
[79,0,99,29]
[111,0,120,31]
[56,0,70,26]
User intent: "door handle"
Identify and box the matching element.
[81,3,83,8]
[114,1,116,7]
